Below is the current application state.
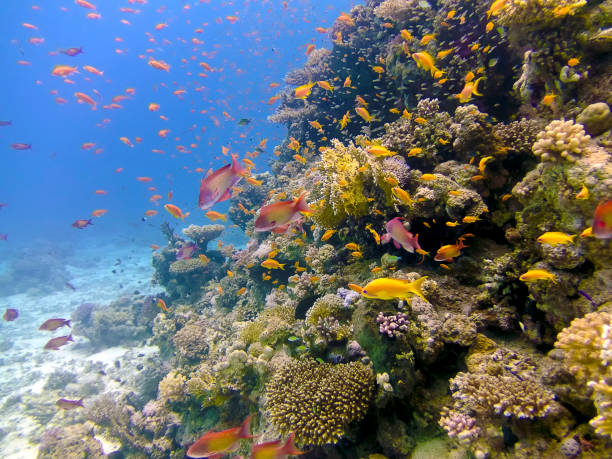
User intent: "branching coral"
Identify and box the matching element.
[555,311,612,437]
[265,358,374,445]
[532,119,590,162]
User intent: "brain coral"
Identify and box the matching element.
[532,119,590,162]
[265,358,374,445]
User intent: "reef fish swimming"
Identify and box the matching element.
[592,200,612,239]
[39,318,71,331]
[186,415,255,458]
[355,277,428,301]
[254,193,311,232]
[198,155,247,210]
[3,308,18,321]
[381,217,421,253]
[43,334,74,350]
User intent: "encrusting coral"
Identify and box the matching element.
[532,119,591,162]
[265,358,374,445]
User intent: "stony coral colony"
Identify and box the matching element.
[40,0,612,458]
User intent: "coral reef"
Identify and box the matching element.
[532,119,591,162]
[265,358,374,445]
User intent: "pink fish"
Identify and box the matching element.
[0,234,7,241]
[59,47,83,56]
[198,156,246,210]
[381,217,421,253]
[39,318,71,331]
[44,334,74,350]
[3,308,18,321]
[250,433,304,459]
[177,243,199,260]
[56,398,84,410]
[11,143,31,150]
[186,415,255,458]
[254,193,311,232]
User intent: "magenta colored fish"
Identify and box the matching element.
[3,308,18,321]
[59,47,83,56]
[44,334,74,350]
[254,193,311,232]
[0,234,7,241]
[56,398,84,410]
[72,218,93,229]
[177,243,199,260]
[0,121,12,126]
[198,156,246,210]
[39,318,71,331]
[10,143,31,150]
[381,217,421,253]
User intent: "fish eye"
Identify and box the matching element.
[363,289,367,293]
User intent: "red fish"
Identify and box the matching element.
[593,199,612,239]
[39,318,71,331]
[56,398,84,410]
[44,334,74,350]
[186,415,255,458]
[381,217,421,253]
[250,433,304,459]
[254,193,311,232]
[72,219,93,229]
[3,308,18,321]
[198,155,247,210]
[11,143,31,150]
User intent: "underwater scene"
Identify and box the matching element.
[1,0,612,457]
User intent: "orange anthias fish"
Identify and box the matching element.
[593,199,612,239]
[250,433,304,459]
[164,204,189,220]
[186,415,255,458]
[434,237,468,262]
[156,298,170,312]
[254,193,312,233]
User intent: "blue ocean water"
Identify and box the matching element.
[0,0,354,247]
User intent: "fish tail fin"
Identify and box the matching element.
[232,154,248,176]
[570,234,578,242]
[409,276,428,300]
[280,433,304,456]
[88,219,94,225]
[78,398,85,407]
[457,237,469,249]
[68,334,74,342]
[279,263,285,270]
[473,77,485,96]
[294,192,312,213]
[239,414,256,439]
[66,320,72,328]
[551,275,558,284]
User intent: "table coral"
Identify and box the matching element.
[182,224,224,248]
[532,119,591,162]
[265,358,374,445]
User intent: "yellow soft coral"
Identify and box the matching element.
[312,139,400,228]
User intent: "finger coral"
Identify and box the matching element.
[532,119,591,162]
[265,358,374,445]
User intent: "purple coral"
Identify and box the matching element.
[337,287,360,308]
[376,311,409,338]
[439,408,481,444]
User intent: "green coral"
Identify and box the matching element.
[265,358,374,445]
[555,311,612,437]
[305,294,345,326]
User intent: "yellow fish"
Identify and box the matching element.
[321,229,337,241]
[345,242,361,251]
[316,80,334,92]
[478,156,493,174]
[407,147,423,157]
[536,232,577,245]
[392,187,413,206]
[294,81,315,99]
[356,276,428,301]
[355,106,373,123]
[420,34,435,45]
[205,211,227,222]
[519,269,557,284]
[400,29,413,41]
[261,259,285,270]
[366,145,397,157]
[575,184,589,200]
[462,216,480,223]
[436,48,454,59]
[365,223,381,244]
[580,227,593,238]
[446,221,460,227]
[420,174,437,181]
[267,249,278,258]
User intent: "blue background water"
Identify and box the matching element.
[0,0,355,250]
